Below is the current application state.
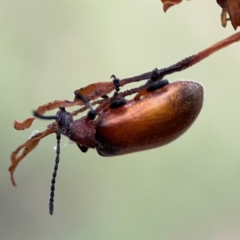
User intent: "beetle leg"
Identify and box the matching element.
[102,92,127,111]
[109,93,127,109]
[150,68,159,82]
[74,92,96,120]
[134,79,169,100]
[99,75,126,109]
[76,144,88,153]
[110,75,120,93]
[71,98,106,117]
[146,79,169,92]
[101,95,109,99]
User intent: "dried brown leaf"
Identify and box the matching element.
[161,0,183,12]
[9,125,56,186]
[160,0,240,30]
[217,0,240,30]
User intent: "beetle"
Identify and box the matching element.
[9,31,240,215]
[34,80,203,156]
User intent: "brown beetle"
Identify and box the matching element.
[35,81,203,156]
[9,31,240,214]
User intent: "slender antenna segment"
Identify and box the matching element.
[33,110,58,120]
[49,132,61,215]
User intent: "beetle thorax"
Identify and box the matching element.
[69,117,96,148]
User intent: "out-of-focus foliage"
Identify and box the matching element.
[160,0,240,30]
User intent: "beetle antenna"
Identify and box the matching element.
[33,110,58,120]
[49,131,61,215]
[110,75,120,92]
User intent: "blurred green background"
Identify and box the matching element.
[1,1,240,239]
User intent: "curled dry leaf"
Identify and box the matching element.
[9,125,56,186]
[217,0,240,30]
[161,0,183,12]
[160,0,240,30]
